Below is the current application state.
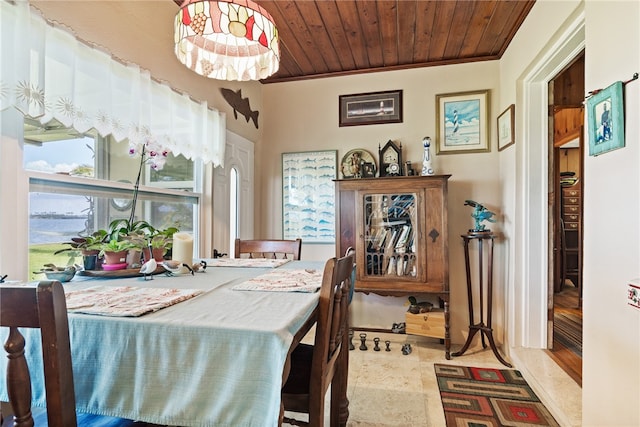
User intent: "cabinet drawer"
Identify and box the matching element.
[563,189,580,197]
[564,196,580,205]
[564,214,580,222]
[564,205,580,214]
[564,221,579,230]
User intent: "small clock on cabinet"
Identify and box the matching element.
[379,140,403,177]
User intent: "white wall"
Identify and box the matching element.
[499,0,584,349]
[261,63,505,344]
[499,0,640,424]
[582,1,640,424]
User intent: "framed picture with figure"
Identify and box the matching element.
[587,81,624,156]
[436,90,490,154]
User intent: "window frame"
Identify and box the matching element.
[1,109,214,281]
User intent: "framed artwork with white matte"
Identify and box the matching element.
[436,89,490,154]
[497,104,515,151]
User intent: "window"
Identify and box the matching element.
[24,120,201,278]
[229,167,239,255]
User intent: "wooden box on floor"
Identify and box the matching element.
[405,309,445,339]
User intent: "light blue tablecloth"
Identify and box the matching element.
[0,260,324,427]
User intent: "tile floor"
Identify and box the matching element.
[285,331,582,427]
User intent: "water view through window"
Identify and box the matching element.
[24,121,199,278]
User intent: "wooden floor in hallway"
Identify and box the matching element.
[548,285,582,386]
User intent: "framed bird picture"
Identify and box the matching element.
[436,90,490,154]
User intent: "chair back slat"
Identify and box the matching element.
[313,254,354,381]
[234,238,302,260]
[1,281,78,427]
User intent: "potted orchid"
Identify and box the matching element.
[51,138,173,271]
[125,138,169,230]
[101,138,172,268]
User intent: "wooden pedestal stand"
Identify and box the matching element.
[452,231,512,367]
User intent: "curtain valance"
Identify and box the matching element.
[0,1,225,166]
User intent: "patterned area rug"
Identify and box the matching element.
[435,364,560,426]
[554,311,582,357]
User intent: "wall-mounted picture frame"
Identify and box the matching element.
[435,89,490,154]
[339,90,403,127]
[497,104,515,151]
[282,150,337,243]
[587,81,624,156]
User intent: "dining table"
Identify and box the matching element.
[0,258,349,427]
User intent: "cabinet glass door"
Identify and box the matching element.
[363,192,418,279]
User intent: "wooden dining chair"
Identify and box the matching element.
[281,253,355,427]
[234,238,302,260]
[0,281,158,427]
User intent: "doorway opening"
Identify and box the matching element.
[547,51,584,386]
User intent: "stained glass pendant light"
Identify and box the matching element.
[174,0,279,81]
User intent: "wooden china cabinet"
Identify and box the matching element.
[335,175,450,357]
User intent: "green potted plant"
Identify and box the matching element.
[123,225,178,263]
[145,226,179,262]
[54,229,108,270]
[107,218,154,242]
[98,239,136,268]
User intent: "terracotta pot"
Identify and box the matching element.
[143,247,166,263]
[102,250,128,266]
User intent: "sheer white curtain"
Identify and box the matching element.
[0,0,225,166]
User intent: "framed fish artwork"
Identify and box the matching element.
[281,150,337,243]
[435,89,490,154]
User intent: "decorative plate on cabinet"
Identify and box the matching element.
[340,149,377,179]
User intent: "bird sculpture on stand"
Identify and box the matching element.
[464,200,497,232]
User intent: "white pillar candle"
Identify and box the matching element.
[172,232,194,274]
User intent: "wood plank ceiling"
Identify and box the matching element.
[180,0,536,84]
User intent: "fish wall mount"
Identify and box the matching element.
[220,88,259,129]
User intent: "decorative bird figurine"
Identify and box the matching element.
[407,296,433,314]
[139,258,157,281]
[464,199,497,232]
[161,260,194,276]
[191,260,207,273]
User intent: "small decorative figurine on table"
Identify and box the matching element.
[464,199,496,233]
[421,136,434,176]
